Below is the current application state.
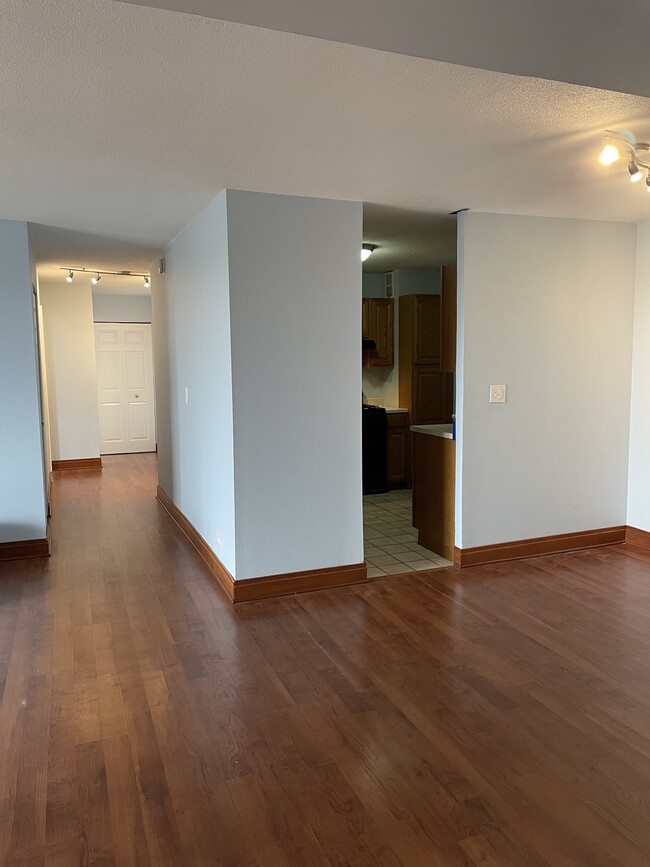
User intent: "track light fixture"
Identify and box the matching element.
[60,267,152,286]
[598,130,650,190]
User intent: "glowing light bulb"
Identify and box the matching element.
[598,141,620,166]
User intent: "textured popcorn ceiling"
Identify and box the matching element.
[4,0,650,279]
[116,0,650,100]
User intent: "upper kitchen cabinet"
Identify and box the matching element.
[362,297,394,367]
[399,276,456,425]
[441,264,457,373]
[400,295,441,368]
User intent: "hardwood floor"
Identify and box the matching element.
[2,454,650,864]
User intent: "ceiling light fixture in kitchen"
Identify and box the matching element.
[65,270,74,283]
[361,243,377,262]
[598,130,650,188]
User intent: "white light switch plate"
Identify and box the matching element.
[490,384,507,403]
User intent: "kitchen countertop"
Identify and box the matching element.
[384,407,408,414]
[410,423,454,439]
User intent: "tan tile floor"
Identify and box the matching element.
[363,489,452,577]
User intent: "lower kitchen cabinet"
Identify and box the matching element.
[412,431,455,561]
[386,412,408,489]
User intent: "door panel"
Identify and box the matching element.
[127,401,149,441]
[125,351,146,389]
[94,323,155,454]
[414,296,441,367]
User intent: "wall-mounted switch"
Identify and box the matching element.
[184,386,189,405]
[490,384,507,404]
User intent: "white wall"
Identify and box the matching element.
[457,212,636,548]
[0,221,48,542]
[93,293,152,323]
[153,191,237,575]
[628,221,650,533]
[40,282,101,462]
[227,190,363,579]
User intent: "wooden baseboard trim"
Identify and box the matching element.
[52,457,103,471]
[455,525,627,568]
[0,536,50,561]
[626,526,650,551]
[233,562,368,603]
[156,486,235,601]
[156,485,367,602]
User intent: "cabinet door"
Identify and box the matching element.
[414,296,441,367]
[362,298,373,340]
[412,367,444,424]
[372,299,394,366]
[386,413,407,488]
[441,265,457,373]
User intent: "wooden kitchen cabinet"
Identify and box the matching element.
[362,298,394,367]
[441,264,457,373]
[412,431,456,561]
[399,287,454,425]
[386,412,408,489]
[412,366,445,424]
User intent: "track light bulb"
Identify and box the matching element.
[629,159,643,182]
[646,172,650,191]
[598,139,620,166]
[91,273,101,284]
[66,270,74,283]
[143,276,151,288]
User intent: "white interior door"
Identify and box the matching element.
[95,323,156,455]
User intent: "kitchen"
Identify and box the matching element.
[361,220,457,577]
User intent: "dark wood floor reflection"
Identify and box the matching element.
[2,454,650,864]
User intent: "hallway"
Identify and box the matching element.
[3,456,650,864]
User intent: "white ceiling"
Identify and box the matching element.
[4,0,650,283]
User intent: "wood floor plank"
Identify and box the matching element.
[3,453,650,862]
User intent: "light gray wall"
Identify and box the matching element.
[93,293,152,323]
[0,221,47,542]
[362,272,384,298]
[628,221,650,533]
[227,190,363,579]
[457,211,636,548]
[40,282,101,461]
[153,191,237,574]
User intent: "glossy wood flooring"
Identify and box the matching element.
[3,455,650,864]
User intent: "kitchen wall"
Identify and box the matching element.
[628,221,650,534]
[93,293,152,323]
[457,211,636,549]
[40,282,101,463]
[362,267,440,406]
[152,190,237,575]
[0,221,48,543]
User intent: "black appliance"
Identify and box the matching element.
[362,404,387,494]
